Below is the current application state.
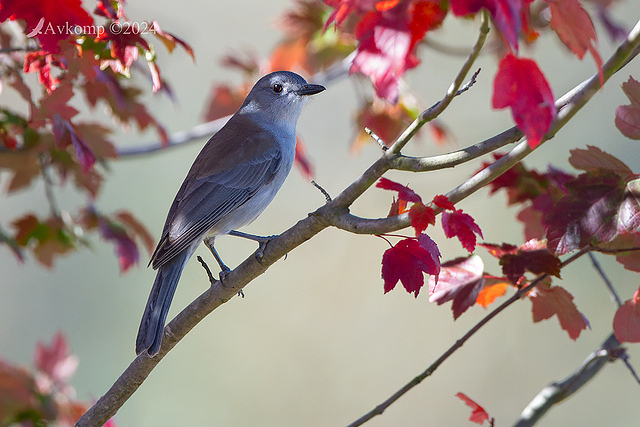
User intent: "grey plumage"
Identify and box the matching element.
[136,71,325,356]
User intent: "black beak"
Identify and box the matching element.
[297,84,326,96]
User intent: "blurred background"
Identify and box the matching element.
[1,0,640,425]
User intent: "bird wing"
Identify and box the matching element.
[149,117,285,270]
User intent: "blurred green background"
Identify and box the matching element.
[1,0,640,425]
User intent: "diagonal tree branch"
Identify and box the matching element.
[513,333,624,427]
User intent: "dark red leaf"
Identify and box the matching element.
[500,239,561,284]
[480,242,518,258]
[376,177,423,203]
[441,209,483,252]
[381,237,440,297]
[428,255,484,319]
[455,392,491,425]
[613,286,640,343]
[529,284,588,340]
[492,53,556,148]
[544,171,633,254]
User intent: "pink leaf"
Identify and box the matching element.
[429,255,484,319]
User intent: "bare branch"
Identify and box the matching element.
[588,252,623,308]
[513,334,623,427]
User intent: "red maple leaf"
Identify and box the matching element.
[429,255,484,319]
[350,0,446,103]
[615,76,640,140]
[492,53,556,149]
[529,284,588,340]
[0,0,94,54]
[455,392,492,425]
[409,202,436,234]
[450,0,522,51]
[544,0,603,85]
[613,286,640,343]
[432,194,456,210]
[381,236,440,297]
[441,209,483,252]
[376,177,423,203]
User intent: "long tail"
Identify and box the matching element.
[136,248,191,356]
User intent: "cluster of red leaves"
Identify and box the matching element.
[483,147,640,342]
[375,158,629,340]
[0,0,192,271]
[322,0,607,149]
[0,333,116,426]
[377,178,483,298]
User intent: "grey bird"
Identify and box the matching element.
[136,71,325,357]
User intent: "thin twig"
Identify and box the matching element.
[387,10,490,155]
[311,180,332,203]
[364,127,387,150]
[39,154,60,217]
[196,256,215,284]
[588,252,623,307]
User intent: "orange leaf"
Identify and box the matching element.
[476,280,508,308]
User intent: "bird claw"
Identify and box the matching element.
[218,266,231,286]
[255,235,277,263]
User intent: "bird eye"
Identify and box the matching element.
[272,83,283,93]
